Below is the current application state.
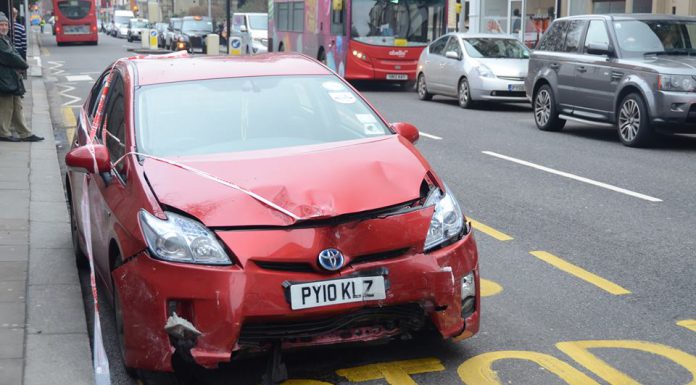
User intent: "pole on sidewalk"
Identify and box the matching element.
[225,0,230,54]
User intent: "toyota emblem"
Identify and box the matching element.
[318,248,344,271]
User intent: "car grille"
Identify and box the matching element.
[349,248,409,266]
[253,248,410,273]
[238,303,425,343]
[189,36,203,49]
[498,76,525,81]
[254,261,314,273]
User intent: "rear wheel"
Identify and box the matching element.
[534,84,566,131]
[617,93,653,147]
[417,73,433,101]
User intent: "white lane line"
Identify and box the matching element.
[420,132,443,140]
[65,75,93,82]
[482,151,662,202]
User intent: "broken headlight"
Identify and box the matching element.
[139,210,232,265]
[423,185,465,252]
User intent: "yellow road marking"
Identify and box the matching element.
[469,219,513,241]
[480,279,503,297]
[530,251,630,295]
[337,358,444,385]
[677,319,696,333]
[62,107,76,144]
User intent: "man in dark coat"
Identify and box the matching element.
[0,12,43,142]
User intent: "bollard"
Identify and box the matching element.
[206,34,220,56]
[229,36,242,56]
[141,30,149,48]
[149,30,158,50]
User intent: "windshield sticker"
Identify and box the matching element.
[356,114,378,124]
[356,114,382,135]
[329,92,356,104]
[322,81,345,91]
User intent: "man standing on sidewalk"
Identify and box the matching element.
[12,8,27,60]
[0,12,43,142]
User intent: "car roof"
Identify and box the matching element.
[451,32,520,39]
[130,53,333,86]
[558,13,696,22]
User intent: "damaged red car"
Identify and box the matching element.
[65,53,480,380]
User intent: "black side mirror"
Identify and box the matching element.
[586,43,614,57]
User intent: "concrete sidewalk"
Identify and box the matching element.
[0,31,94,385]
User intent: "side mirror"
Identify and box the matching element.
[391,122,419,144]
[65,144,112,174]
[586,43,613,57]
[240,25,248,33]
[445,50,461,60]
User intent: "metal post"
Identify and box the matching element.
[225,0,230,54]
[23,0,28,33]
[207,0,211,18]
[468,0,479,33]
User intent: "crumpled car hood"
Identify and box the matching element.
[142,136,431,227]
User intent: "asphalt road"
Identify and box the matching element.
[41,31,696,385]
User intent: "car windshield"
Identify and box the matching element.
[172,19,183,30]
[131,20,148,28]
[57,0,91,20]
[136,75,391,157]
[613,19,696,57]
[182,19,213,32]
[248,15,268,30]
[114,15,131,24]
[463,38,530,58]
[351,0,446,47]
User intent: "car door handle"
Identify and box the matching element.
[577,66,587,73]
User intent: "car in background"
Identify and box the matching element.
[112,9,134,38]
[417,33,530,108]
[173,16,213,53]
[127,18,149,42]
[231,12,268,54]
[154,22,168,47]
[526,14,696,147]
[165,17,182,50]
[65,52,480,380]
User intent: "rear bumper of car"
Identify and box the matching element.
[650,91,696,132]
[113,230,480,372]
[471,77,528,102]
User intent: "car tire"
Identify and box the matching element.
[617,93,653,147]
[458,78,475,109]
[533,84,566,131]
[417,73,433,101]
[67,187,88,269]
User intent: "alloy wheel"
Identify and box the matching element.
[535,89,551,126]
[618,99,640,143]
[458,80,469,107]
[418,75,427,98]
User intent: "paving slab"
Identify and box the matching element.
[29,221,71,249]
[0,220,28,232]
[0,245,28,262]
[0,195,29,221]
[30,201,69,224]
[29,248,78,285]
[24,334,93,385]
[0,328,23,359]
[0,302,25,326]
[0,231,29,247]
[0,280,26,302]
[27,284,85,334]
[0,358,23,385]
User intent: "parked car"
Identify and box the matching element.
[65,52,480,379]
[526,14,696,147]
[127,18,149,42]
[154,22,168,47]
[112,9,135,38]
[231,12,268,54]
[165,17,182,50]
[417,33,530,108]
[173,16,214,53]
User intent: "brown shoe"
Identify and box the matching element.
[20,135,44,142]
[0,136,19,142]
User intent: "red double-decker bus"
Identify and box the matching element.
[53,0,98,45]
[269,0,447,85]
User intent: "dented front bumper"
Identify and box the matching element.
[113,218,480,372]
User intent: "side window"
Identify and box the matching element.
[584,20,610,53]
[331,3,344,35]
[87,71,109,119]
[101,73,126,178]
[539,20,567,51]
[444,36,462,58]
[429,35,448,55]
[563,20,588,53]
[292,2,304,32]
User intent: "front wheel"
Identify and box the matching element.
[458,78,475,109]
[534,84,566,131]
[617,93,653,147]
[417,73,433,100]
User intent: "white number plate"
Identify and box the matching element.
[386,74,408,80]
[508,84,525,92]
[64,25,90,34]
[192,47,204,53]
[289,276,386,310]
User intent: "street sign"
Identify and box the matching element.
[149,29,158,50]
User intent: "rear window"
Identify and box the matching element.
[136,76,391,157]
[57,0,91,20]
[538,20,567,52]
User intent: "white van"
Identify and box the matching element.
[112,10,135,38]
[231,13,268,54]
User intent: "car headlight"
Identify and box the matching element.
[139,210,232,265]
[659,74,696,92]
[423,185,466,251]
[476,63,496,78]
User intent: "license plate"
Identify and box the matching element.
[386,74,408,80]
[289,276,386,310]
[193,47,203,53]
[508,84,525,92]
[64,25,90,34]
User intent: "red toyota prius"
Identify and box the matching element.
[65,53,480,379]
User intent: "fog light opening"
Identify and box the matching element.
[461,272,476,318]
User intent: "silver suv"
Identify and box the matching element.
[526,14,696,147]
